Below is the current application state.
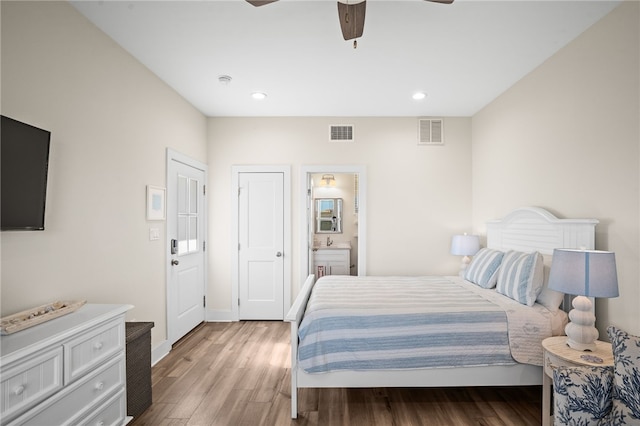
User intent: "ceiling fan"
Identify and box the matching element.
[246,0,454,47]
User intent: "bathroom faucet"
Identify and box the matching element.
[326,236,333,246]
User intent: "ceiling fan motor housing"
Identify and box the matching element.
[246,0,452,43]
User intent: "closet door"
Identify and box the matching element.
[238,172,284,320]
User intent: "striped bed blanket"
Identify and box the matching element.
[298,275,562,373]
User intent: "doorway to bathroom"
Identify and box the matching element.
[299,165,367,288]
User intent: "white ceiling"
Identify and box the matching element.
[71,0,621,117]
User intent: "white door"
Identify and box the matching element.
[238,172,284,320]
[167,150,207,345]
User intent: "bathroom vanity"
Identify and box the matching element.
[313,243,351,276]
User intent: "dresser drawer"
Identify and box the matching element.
[0,347,63,424]
[79,388,126,426]
[9,353,125,426]
[64,317,125,384]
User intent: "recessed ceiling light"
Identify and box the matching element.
[412,92,427,100]
[252,92,267,100]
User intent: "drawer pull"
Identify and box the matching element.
[95,381,105,391]
[14,385,25,395]
[96,421,105,426]
[93,341,104,350]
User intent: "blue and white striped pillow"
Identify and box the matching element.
[463,248,504,288]
[496,251,544,306]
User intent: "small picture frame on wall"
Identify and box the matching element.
[147,185,166,221]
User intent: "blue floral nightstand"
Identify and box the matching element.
[542,336,614,426]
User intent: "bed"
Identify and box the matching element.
[284,207,598,418]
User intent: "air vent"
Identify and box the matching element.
[418,118,444,145]
[329,125,354,142]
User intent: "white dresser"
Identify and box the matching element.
[0,304,132,426]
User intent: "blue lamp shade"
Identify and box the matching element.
[548,249,619,298]
[450,234,480,256]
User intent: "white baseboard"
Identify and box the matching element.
[151,339,171,366]
[206,309,235,322]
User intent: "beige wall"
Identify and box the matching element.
[472,1,640,336]
[206,117,473,313]
[0,2,208,348]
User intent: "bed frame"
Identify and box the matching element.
[284,207,598,418]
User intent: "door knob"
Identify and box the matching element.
[276,252,283,257]
[171,259,179,266]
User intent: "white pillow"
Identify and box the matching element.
[536,285,564,312]
[496,250,544,306]
[464,248,504,288]
[536,263,564,311]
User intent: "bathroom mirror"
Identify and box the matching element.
[315,198,342,233]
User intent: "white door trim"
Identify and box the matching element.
[298,165,367,289]
[165,148,208,346]
[231,165,291,321]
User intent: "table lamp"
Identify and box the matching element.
[548,249,619,351]
[451,234,480,277]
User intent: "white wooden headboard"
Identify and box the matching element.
[486,207,598,255]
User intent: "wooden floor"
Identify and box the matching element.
[130,321,543,426]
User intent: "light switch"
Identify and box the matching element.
[149,227,160,241]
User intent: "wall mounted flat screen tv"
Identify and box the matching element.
[1,115,51,231]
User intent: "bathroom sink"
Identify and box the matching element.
[313,241,351,250]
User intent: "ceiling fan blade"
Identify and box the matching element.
[246,0,278,6]
[337,1,366,41]
[425,0,454,4]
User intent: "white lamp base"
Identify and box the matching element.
[565,295,599,351]
[459,255,471,278]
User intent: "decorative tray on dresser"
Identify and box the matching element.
[0,300,86,335]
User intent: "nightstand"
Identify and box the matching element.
[541,336,614,426]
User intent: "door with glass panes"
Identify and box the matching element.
[167,151,206,346]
